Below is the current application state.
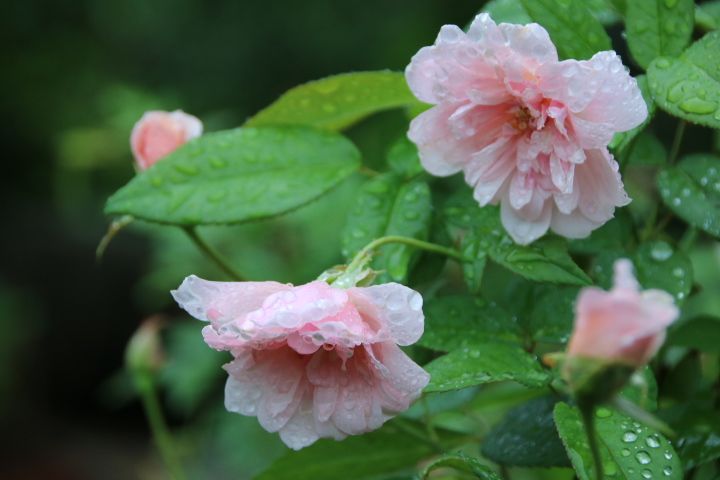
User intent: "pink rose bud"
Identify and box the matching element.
[405,14,648,244]
[130,110,203,170]
[171,276,430,450]
[567,259,678,367]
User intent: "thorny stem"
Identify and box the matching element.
[136,376,187,480]
[668,120,687,165]
[183,226,243,281]
[346,235,465,274]
[580,405,604,480]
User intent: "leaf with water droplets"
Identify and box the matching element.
[610,76,657,158]
[648,31,720,128]
[246,71,423,132]
[590,242,693,304]
[255,425,462,480]
[528,285,580,344]
[519,0,611,60]
[482,395,571,468]
[419,295,524,351]
[569,210,634,255]
[424,343,551,393]
[419,452,501,480]
[554,403,683,480]
[444,191,591,286]
[668,315,720,353]
[105,126,360,225]
[635,241,694,304]
[658,154,720,238]
[341,174,431,282]
[626,0,694,70]
[386,136,424,179]
[695,0,720,31]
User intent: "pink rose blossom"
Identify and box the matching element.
[406,14,647,244]
[567,259,678,367]
[130,110,202,170]
[172,276,430,450]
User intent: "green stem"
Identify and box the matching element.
[183,226,243,281]
[679,226,698,252]
[346,235,465,274]
[580,406,604,480]
[668,120,687,165]
[421,396,440,445]
[137,376,186,480]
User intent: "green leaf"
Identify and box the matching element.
[668,315,720,352]
[482,0,532,24]
[460,230,488,293]
[159,321,224,416]
[624,131,667,166]
[444,193,592,286]
[610,76,657,157]
[341,174,431,282]
[482,395,571,467]
[529,285,579,344]
[626,0,694,70]
[648,31,720,128]
[419,453,500,479]
[246,71,421,131]
[519,0,611,60]
[554,403,683,480]
[386,137,423,179]
[695,0,720,31]
[658,154,720,238]
[634,241,693,304]
[591,241,693,304]
[105,126,360,225]
[419,296,523,352]
[254,427,442,480]
[424,343,550,393]
[568,213,633,256]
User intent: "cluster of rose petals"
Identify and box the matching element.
[406,14,647,244]
[567,259,678,367]
[130,110,202,170]
[172,276,429,450]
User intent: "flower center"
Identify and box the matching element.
[509,106,533,132]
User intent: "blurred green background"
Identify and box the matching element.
[0,1,480,479]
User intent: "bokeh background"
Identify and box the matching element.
[0,1,480,479]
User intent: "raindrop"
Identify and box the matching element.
[664,0,678,7]
[596,408,612,418]
[672,197,682,206]
[151,176,163,187]
[641,469,652,479]
[672,267,684,278]
[314,80,340,94]
[621,448,631,457]
[623,431,639,443]
[650,241,673,261]
[210,157,227,169]
[646,435,661,448]
[679,98,717,115]
[664,18,677,33]
[663,451,673,460]
[663,466,673,476]
[322,103,337,113]
[636,451,652,465]
[655,58,670,68]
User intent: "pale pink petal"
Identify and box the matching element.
[568,260,679,366]
[574,149,630,223]
[278,392,321,450]
[130,110,202,170]
[369,343,430,405]
[549,208,599,239]
[171,275,289,326]
[496,21,558,65]
[347,284,424,345]
[467,138,517,206]
[501,190,553,245]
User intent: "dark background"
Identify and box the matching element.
[0,1,480,479]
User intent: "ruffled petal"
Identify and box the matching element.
[348,283,424,346]
[171,275,289,326]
